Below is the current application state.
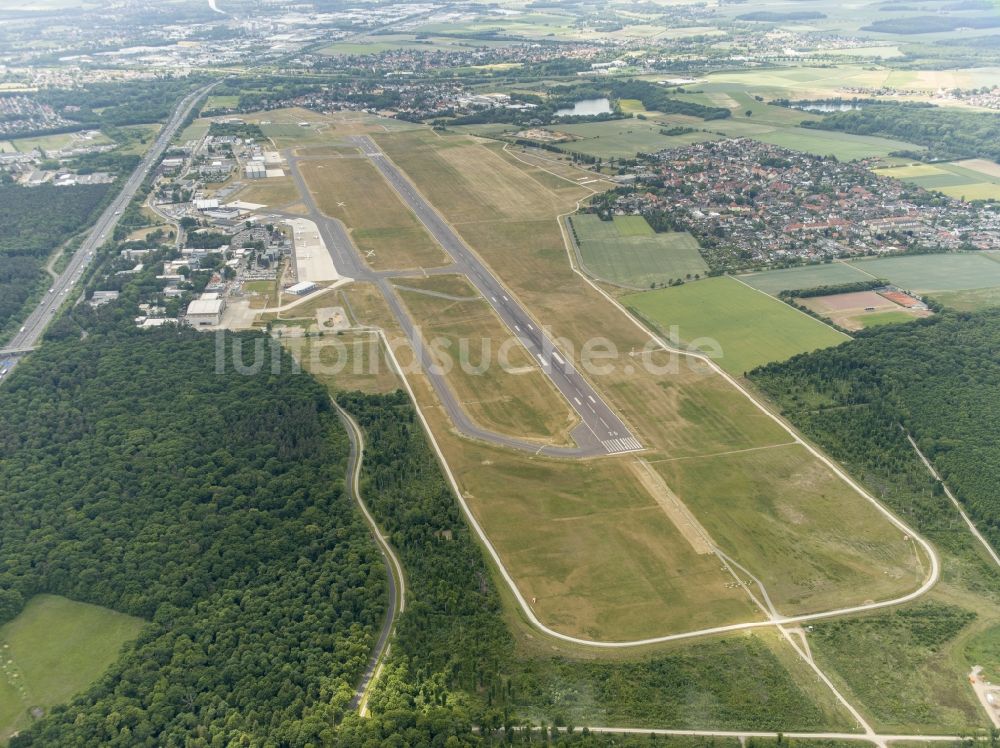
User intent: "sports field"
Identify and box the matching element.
[368,128,925,640]
[570,214,707,288]
[801,291,930,330]
[624,277,848,375]
[0,595,144,741]
[875,160,1000,202]
[300,156,449,270]
[397,275,580,445]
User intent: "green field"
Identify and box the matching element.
[965,623,1000,682]
[738,263,873,295]
[851,253,1000,292]
[203,95,239,109]
[0,595,144,741]
[741,253,1000,297]
[930,285,1000,311]
[570,214,707,288]
[624,276,848,374]
[858,310,922,328]
[553,119,717,159]
[694,119,921,161]
[808,603,983,733]
[875,160,1000,202]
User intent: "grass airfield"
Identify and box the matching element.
[367,127,927,641]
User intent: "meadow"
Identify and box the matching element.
[570,214,707,288]
[0,595,144,742]
[624,277,849,375]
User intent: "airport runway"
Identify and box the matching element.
[350,135,641,456]
[0,82,218,380]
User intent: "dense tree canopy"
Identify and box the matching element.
[0,183,109,339]
[1,329,386,745]
[803,101,1000,162]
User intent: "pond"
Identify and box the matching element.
[789,102,863,113]
[555,98,613,117]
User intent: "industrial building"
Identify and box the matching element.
[186,292,226,326]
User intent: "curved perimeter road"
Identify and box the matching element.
[285,139,941,650]
[335,402,406,714]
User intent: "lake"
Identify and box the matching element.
[555,98,613,117]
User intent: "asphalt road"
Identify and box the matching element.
[335,402,404,715]
[348,135,641,457]
[0,82,217,376]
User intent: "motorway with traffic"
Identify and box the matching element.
[0,81,217,380]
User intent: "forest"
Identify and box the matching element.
[0,182,110,340]
[2,329,387,745]
[802,101,1000,162]
[751,309,1000,557]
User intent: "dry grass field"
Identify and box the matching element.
[396,275,580,445]
[360,128,927,640]
[300,156,450,271]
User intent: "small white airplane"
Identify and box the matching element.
[337,201,346,207]
[365,250,375,258]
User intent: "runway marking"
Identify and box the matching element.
[587,395,596,404]
[602,437,643,454]
[574,397,582,405]
[552,352,565,366]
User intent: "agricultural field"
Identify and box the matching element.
[692,118,922,161]
[624,277,848,375]
[369,128,925,640]
[699,66,1000,103]
[299,156,449,270]
[569,214,707,288]
[741,253,1000,298]
[549,118,717,159]
[851,253,1000,292]
[0,595,144,742]
[396,274,580,445]
[10,130,112,154]
[875,159,1000,201]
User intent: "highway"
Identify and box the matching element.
[0,81,217,376]
[348,135,641,457]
